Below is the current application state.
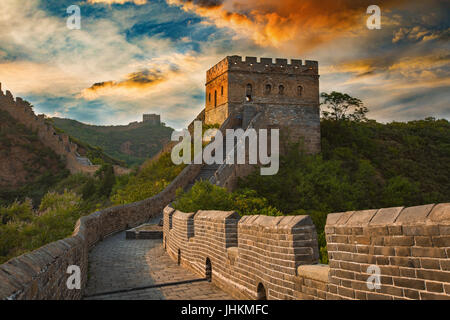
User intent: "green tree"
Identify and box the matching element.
[95,164,116,198]
[321,91,368,122]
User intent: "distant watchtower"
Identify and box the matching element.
[204,56,321,153]
[143,114,161,125]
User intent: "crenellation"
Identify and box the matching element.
[163,203,450,300]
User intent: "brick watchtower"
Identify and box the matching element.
[205,56,321,153]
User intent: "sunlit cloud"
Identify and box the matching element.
[0,0,448,129]
[167,0,407,52]
[87,0,148,5]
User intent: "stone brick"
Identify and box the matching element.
[367,226,389,236]
[354,290,367,300]
[337,286,355,299]
[441,259,450,271]
[395,204,435,224]
[345,209,378,226]
[387,225,403,235]
[428,203,450,223]
[389,256,421,268]
[379,265,400,277]
[380,285,404,297]
[419,292,450,300]
[416,269,450,282]
[432,236,450,247]
[404,289,420,299]
[395,247,412,257]
[393,277,425,290]
[399,267,416,278]
[335,269,355,280]
[425,281,444,293]
[370,207,403,225]
[411,247,447,258]
[403,224,440,236]
[414,236,432,247]
[340,261,361,273]
[366,292,393,300]
[384,236,414,246]
[420,258,441,270]
[445,283,450,294]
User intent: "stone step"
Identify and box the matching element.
[126,224,163,240]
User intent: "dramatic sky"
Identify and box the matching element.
[0,0,449,129]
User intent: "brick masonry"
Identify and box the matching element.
[163,207,320,300]
[164,203,450,300]
[325,203,450,300]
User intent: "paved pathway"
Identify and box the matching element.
[84,231,232,300]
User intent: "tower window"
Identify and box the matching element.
[221,86,224,96]
[279,85,285,95]
[297,86,303,96]
[209,93,211,102]
[265,84,272,94]
[214,90,217,107]
[246,83,252,102]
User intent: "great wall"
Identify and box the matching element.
[164,204,450,300]
[0,83,130,176]
[0,57,449,300]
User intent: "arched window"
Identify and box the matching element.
[297,86,303,96]
[214,90,217,107]
[246,84,252,101]
[278,85,285,95]
[221,86,224,96]
[257,283,267,300]
[208,92,211,102]
[265,84,272,94]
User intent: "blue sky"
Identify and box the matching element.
[0,0,448,129]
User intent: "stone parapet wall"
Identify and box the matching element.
[0,161,202,300]
[325,203,450,300]
[295,264,330,300]
[163,208,319,299]
[165,203,450,300]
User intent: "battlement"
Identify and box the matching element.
[206,56,318,83]
[143,113,161,125]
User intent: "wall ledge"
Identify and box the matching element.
[297,264,330,283]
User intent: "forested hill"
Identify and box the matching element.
[51,118,174,167]
[0,110,68,206]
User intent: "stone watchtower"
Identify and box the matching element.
[143,113,161,125]
[204,56,321,153]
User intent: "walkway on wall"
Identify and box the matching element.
[83,231,232,300]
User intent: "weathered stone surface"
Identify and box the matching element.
[370,207,404,225]
[346,209,378,226]
[297,264,330,283]
[428,203,450,223]
[395,204,435,224]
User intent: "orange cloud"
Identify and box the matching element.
[81,68,172,99]
[87,0,147,5]
[168,0,406,51]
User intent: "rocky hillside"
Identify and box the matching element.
[0,110,68,205]
[51,118,174,167]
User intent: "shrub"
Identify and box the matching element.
[173,181,282,216]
